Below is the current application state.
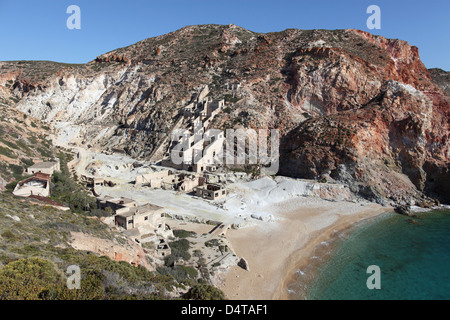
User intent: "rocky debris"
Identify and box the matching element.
[164,213,221,226]
[95,54,128,63]
[237,257,249,271]
[5,214,20,222]
[394,204,412,216]
[250,213,274,222]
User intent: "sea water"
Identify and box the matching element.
[291,209,450,300]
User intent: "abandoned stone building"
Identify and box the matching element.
[135,169,173,187]
[162,85,226,174]
[155,238,171,258]
[135,169,191,190]
[26,160,60,175]
[97,196,138,214]
[222,82,241,91]
[114,203,166,231]
[163,127,225,174]
[97,196,173,257]
[81,175,115,188]
[135,167,212,193]
[194,183,227,201]
[13,172,51,197]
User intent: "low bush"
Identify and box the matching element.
[183,284,225,300]
[0,146,17,159]
[173,229,196,239]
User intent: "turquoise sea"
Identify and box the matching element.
[287,209,450,300]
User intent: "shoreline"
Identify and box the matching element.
[217,199,393,300]
[274,207,391,300]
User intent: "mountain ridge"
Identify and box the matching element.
[1,24,448,206]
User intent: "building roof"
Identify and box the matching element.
[106,197,136,205]
[116,203,164,218]
[28,195,66,207]
[33,172,51,180]
[28,161,58,169]
[17,174,50,187]
[123,228,140,238]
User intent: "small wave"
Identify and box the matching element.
[411,206,432,213]
[287,289,296,294]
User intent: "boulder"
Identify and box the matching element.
[237,257,249,271]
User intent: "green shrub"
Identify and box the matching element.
[5,182,17,192]
[1,230,18,241]
[173,229,196,239]
[205,239,220,248]
[223,106,232,114]
[20,158,34,167]
[0,257,63,300]
[37,147,52,158]
[157,265,198,283]
[51,168,96,213]
[169,238,190,252]
[168,239,191,262]
[8,164,23,176]
[0,146,17,159]
[0,139,18,150]
[183,284,225,300]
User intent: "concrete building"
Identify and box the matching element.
[194,183,227,201]
[196,85,210,103]
[98,196,173,252]
[167,128,224,174]
[178,175,203,192]
[222,82,241,91]
[26,161,60,175]
[204,99,225,118]
[135,170,175,188]
[13,172,51,197]
[155,238,171,258]
[114,203,171,237]
[162,85,228,175]
[97,196,138,214]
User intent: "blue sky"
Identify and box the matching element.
[0,0,449,70]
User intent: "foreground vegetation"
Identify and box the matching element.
[0,107,225,300]
[0,191,225,300]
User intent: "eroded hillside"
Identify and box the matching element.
[3,24,449,205]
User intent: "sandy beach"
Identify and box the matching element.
[217,198,393,300]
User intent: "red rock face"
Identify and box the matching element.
[276,28,449,206]
[281,37,449,205]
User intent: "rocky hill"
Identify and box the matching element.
[429,68,450,95]
[3,24,449,206]
[0,104,57,191]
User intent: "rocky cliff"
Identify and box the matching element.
[430,68,450,95]
[3,24,449,205]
